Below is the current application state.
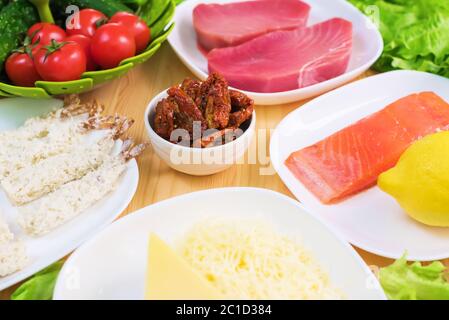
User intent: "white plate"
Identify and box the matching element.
[270,70,449,261]
[168,0,383,105]
[0,98,139,291]
[54,187,385,300]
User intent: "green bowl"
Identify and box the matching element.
[0,2,175,98]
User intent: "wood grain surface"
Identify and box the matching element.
[1,43,447,299]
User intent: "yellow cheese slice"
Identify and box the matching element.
[145,233,223,300]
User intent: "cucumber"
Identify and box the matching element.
[51,0,132,18]
[0,0,39,73]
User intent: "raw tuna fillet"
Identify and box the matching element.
[193,0,310,52]
[285,92,449,204]
[207,18,353,93]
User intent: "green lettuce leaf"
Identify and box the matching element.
[380,255,449,300]
[10,261,64,300]
[348,0,449,76]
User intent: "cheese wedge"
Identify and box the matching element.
[145,234,223,300]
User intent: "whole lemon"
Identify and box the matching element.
[378,131,449,227]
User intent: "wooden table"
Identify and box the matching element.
[1,43,447,299]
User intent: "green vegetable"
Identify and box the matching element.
[380,254,449,300]
[348,0,449,77]
[0,0,39,73]
[11,261,64,300]
[51,0,132,18]
[0,0,8,11]
[121,0,175,38]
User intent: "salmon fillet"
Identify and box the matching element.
[285,92,449,204]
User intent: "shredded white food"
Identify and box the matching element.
[18,156,128,236]
[178,219,345,300]
[2,137,115,206]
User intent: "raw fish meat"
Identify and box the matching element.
[207,18,353,93]
[285,92,449,204]
[193,0,310,52]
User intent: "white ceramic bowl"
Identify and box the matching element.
[144,90,256,175]
[54,188,386,300]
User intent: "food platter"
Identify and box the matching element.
[271,70,449,261]
[53,188,386,300]
[0,97,139,291]
[168,0,383,105]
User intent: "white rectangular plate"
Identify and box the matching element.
[270,70,449,261]
[168,0,383,105]
[54,188,385,300]
[0,98,139,291]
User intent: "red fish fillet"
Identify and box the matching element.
[193,0,310,52]
[285,92,449,204]
[207,18,353,93]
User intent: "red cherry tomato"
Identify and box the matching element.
[5,50,42,87]
[28,22,66,46]
[109,12,151,53]
[34,41,86,82]
[90,23,136,69]
[66,9,107,38]
[66,34,97,71]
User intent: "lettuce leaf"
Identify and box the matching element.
[348,0,449,76]
[10,261,64,300]
[380,255,449,300]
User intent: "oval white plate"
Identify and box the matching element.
[168,0,383,105]
[270,70,449,261]
[0,98,139,291]
[54,187,385,300]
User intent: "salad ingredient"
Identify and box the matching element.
[28,22,66,46]
[90,23,136,69]
[380,255,449,300]
[145,234,223,300]
[208,18,353,93]
[66,34,97,71]
[52,0,132,18]
[18,139,146,236]
[0,0,39,73]
[379,131,449,227]
[153,73,254,147]
[0,211,28,278]
[34,40,86,81]
[285,92,449,204]
[11,261,63,300]
[110,11,151,53]
[5,50,41,87]
[348,0,449,77]
[193,0,310,51]
[1,117,133,206]
[179,219,345,299]
[66,8,106,38]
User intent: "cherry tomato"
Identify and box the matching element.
[28,22,66,46]
[110,12,151,53]
[5,50,42,87]
[90,23,136,69]
[66,8,107,38]
[34,41,86,82]
[66,34,97,71]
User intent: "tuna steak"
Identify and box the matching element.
[193,0,310,52]
[207,18,353,93]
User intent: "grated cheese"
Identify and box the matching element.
[178,219,345,300]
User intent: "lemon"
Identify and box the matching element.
[378,131,449,227]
